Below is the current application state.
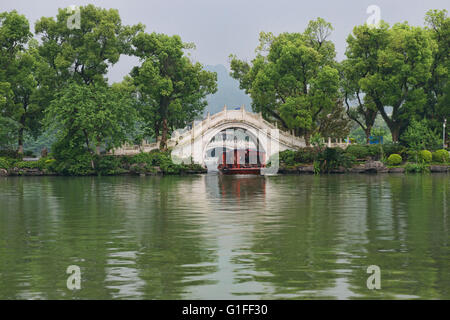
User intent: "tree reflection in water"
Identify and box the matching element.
[0,174,448,299]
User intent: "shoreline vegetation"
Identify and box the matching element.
[1,6,448,175]
[0,150,206,177]
[275,144,450,174]
[1,144,449,177]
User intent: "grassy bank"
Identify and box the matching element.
[1,144,449,176]
[0,150,206,176]
[276,144,449,174]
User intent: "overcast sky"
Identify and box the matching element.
[1,0,449,82]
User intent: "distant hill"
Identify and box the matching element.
[204,64,252,115]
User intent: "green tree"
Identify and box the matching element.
[35,4,143,87]
[131,32,217,150]
[317,99,352,139]
[346,21,434,142]
[0,117,17,149]
[423,9,450,131]
[230,18,340,145]
[341,24,390,144]
[3,42,48,154]
[401,119,441,152]
[46,82,137,168]
[0,11,46,154]
[35,4,144,158]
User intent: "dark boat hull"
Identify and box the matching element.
[220,167,261,175]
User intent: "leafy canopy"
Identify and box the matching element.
[131,32,217,149]
[230,18,340,144]
[0,11,46,152]
[345,21,434,141]
[35,4,144,86]
[46,82,138,154]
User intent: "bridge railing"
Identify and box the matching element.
[109,106,349,155]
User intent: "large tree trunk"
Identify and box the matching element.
[365,127,372,145]
[304,132,311,147]
[374,98,398,142]
[390,125,400,143]
[18,127,24,155]
[96,136,101,155]
[83,129,95,169]
[17,114,25,154]
[375,100,401,143]
[160,118,168,151]
[154,122,160,147]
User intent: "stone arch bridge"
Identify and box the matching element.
[112,106,349,166]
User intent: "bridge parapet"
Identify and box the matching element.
[169,106,305,148]
[110,106,350,157]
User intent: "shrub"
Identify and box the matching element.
[432,149,449,163]
[401,119,441,150]
[419,150,432,163]
[367,144,382,158]
[130,152,154,165]
[118,155,133,169]
[10,157,57,171]
[94,155,125,175]
[15,161,40,169]
[405,162,429,173]
[129,162,148,174]
[279,150,296,166]
[345,145,370,159]
[130,151,174,167]
[313,160,320,174]
[0,157,12,169]
[294,147,316,164]
[49,136,95,175]
[188,163,205,172]
[23,150,35,157]
[318,147,355,173]
[52,153,94,176]
[345,144,382,160]
[43,158,56,171]
[128,151,189,175]
[280,148,317,165]
[0,149,22,159]
[406,150,418,162]
[66,154,95,175]
[161,162,183,175]
[383,143,406,157]
[387,154,402,166]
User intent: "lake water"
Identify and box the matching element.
[0,174,448,299]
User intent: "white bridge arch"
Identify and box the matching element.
[169,106,306,165]
[112,106,350,164]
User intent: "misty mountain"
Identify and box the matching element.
[204,64,252,115]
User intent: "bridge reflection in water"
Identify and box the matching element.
[0,175,448,299]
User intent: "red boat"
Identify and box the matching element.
[218,148,266,175]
